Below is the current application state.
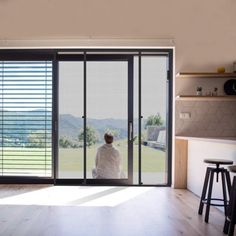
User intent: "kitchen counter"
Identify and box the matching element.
[174,136,236,211]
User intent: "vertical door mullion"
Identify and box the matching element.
[128,57,133,184]
[53,54,58,183]
[167,52,173,186]
[83,52,87,184]
[138,53,142,185]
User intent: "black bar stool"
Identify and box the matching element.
[223,165,236,236]
[198,159,233,223]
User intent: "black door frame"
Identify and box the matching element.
[0,48,173,186]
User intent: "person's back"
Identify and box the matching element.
[93,133,122,179]
[95,143,121,178]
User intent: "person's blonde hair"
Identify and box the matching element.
[104,133,113,144]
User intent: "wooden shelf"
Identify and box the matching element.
[176,72,236,78]
[176,95,236,101]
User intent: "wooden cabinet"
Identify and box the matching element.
[173,138,188,189]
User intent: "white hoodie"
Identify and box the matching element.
[93,143,122,179]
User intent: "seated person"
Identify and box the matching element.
[92,133,123,179]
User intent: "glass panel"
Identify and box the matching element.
[141,56,168,184]
[87,61,128,179]
[58,62,83,178]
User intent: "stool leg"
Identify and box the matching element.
[205,170,214,223]
[228,224,235,236]
[198,167,211,215]
[228,204,236,236]
[225,170,231,196]
[223,173,233,234]
[221,171,228,216]
[228,211,236,236]
[228,177,236,236]
[223,219,230,234]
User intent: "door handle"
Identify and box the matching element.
[129,122,133,141]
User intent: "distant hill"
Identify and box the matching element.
[59,114,130,141]
[0,109,138,145]
[59,114,83,138]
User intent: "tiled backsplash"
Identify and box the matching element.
[175,101,236,137]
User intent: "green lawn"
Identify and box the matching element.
[0,148,51,176]
[59,142,166,173]
[1,142,166,175]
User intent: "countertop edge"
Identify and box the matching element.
[175,136,236,145]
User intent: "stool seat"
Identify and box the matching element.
[204,159,233,165]
[228,165,236,173]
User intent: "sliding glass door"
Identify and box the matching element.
[139,55,169,185]
[57,51,172,186]
[57,55,133,184]
[86,60,132,183]
[0,49,172,185]
[132,54,171,185]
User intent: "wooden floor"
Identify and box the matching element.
[0,185,233,236]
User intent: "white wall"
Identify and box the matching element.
[0,0,236,72]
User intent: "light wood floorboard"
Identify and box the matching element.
[0,185,233,236]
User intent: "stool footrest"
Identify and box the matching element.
[202,198,229,207]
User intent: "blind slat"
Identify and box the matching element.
[0,61,52,177]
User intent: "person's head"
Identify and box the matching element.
[104,133,113,144]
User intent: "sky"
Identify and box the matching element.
[59,56,167,121]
